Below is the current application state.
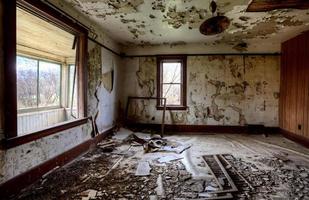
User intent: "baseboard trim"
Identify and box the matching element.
[280,129,309,148]
[0,126,115,199]
[127,123,280,134]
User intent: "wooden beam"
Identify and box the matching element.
[246,0,309,12]
[3,0,18,138]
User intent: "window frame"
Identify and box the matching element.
[16,55,62,113]
[3,0,88,147]
[156,55,187,110]
[67,64,78,119]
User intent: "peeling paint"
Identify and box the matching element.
[151,0,166,13]
[136,57,156,97]
[128,26,145,39]
[64,0,309,52]
[123,55,280,126]
[164,6,207,29]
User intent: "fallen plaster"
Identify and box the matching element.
[10,128,309,199]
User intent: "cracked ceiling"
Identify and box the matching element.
[65,0,309,52]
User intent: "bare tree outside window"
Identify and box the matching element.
[17,56,38,109]
[162,62,182,105]
[16,56,61,110]
[39,61,61,107]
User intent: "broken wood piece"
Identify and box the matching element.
[202,156,224,190]
[160,144,191,154]
[100,146,132,181]
[219,155,254,190]
[135,161,151,176]
[212,155,238,193]
[155,174,165,197]
[202,155,238,194]
[98,143,115,149]
[97,140,115,146]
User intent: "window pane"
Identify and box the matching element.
[68,65,78,117]
[17,56,38,109]
[162,62,181,83]
[162,84,181,105]
[38,61,61,107]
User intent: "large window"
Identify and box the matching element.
[17,56,61,111]
[157,56,187,110]
[2,0,88,145]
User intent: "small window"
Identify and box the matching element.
[157,56,187,110]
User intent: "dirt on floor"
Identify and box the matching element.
[9,128,309,200]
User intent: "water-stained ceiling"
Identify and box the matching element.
[64,0,309,52]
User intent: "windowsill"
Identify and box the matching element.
[18,106,62,114]
[156,106,188,110]
[2,117,90,149]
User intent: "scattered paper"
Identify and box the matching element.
[135,161,151,176]
[158,155,183,163]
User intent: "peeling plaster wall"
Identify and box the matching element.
[122,55,280,127]
[0,3,122,185]
[0,41,122,186]
[87,40,122,132]
[0,124,91,184]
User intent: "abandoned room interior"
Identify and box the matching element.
[0,0,309,199]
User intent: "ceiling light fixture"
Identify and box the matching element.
[199,0,230,36]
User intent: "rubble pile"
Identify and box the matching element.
[225,154,309,199]
[10,131,309,200]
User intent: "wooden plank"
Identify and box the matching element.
[202,156,224,191]
[279,43,286,129]
[246,0,309,12]
[219,155,254,190]
[4,117,90,149]
[3,0,18,138]
[213,155,238,192]
[304,34,309,138]
[280,31,309,142]
[296,35,304,135]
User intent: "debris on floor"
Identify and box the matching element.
[135,161,151,176]
[126,132,191,154]
[157,154,183,163]
[10,130,309,200]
